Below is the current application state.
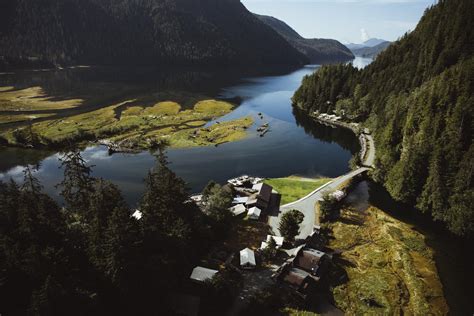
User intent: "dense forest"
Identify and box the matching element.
[293,0,473,235]
[0,0,307,69]
[0,149,238,315]
[256,14,354,64]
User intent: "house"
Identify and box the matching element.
[229,204,247,216]
[240,248,256,269]
[277,264,320,295]
[274,245,330,296]
[189,266,218,283]
[252,183,273,210]
[293,247,328,277]
[248,206,262,220]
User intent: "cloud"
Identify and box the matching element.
[360,28,370,41]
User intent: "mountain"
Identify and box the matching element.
[362,38,387,47]
[344,43,367,50]
[351,41,391,58]
[293,0,474,235]
[0,0,307,69]
[256,14,354,64]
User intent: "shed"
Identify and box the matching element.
[240,248,256,269]
[190,266,218,283]
[229,204,247,216]
[248,207,262,220]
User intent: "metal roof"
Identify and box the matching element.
[190,266,218,282]
[240,248,256,266]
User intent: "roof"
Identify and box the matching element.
[294,248,326,272]
[240,248,256,266]
[266,235,284,247]
[229,204,247,216]
[131,209,143,220]
[190,195,202,203]
[233,196,249,204]
[246,194,258,206]
[255,183,272,203]
[190,266,218,282]
[248,207,262,219]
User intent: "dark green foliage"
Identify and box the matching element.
[320,193,340,222]
[0,150,219,314]
[200,268,242,315]
[261,236,278,260]
[0,0,307,68]
[279,210,305,242]
[293,0,474,235]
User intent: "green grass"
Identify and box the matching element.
[1,98,254,149]
[264,176,332,205]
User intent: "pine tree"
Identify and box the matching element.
[279,210,304,243]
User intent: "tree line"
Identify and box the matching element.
[0,148,236,315]
[292,0,473,235]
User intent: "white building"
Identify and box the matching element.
[229,204,247,216]
[240,248,256,269]
[189,266,218,283]
[248,206,262,220]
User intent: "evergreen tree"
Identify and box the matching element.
[279,210,304,243]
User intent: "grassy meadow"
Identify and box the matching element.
[264,176,332,205]
[328,206,448,315]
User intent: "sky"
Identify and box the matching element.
[241,0,437,43]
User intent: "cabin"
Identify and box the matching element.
[229,204,247,216]
[240,248,256,269]
[252,183,273,210]
[274,245,330,296]
[189,266,218,283]
[276,264,320,296]
[248,206,262,220]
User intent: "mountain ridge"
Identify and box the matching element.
[255,14,354,64]
[0,0,308,69]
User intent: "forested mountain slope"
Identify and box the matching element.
[256,14,354,64]
[0,0,307,68]
[293,0,473,235]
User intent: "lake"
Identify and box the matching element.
[0,65,360,206]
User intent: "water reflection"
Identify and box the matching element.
[0,65,357,205]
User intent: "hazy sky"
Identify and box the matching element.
[242,0,437,43]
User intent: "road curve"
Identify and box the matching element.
[268,167,369,239]
[268,124,376,239]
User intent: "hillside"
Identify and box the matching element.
[0,0,307,69]
[351,41,391,58]
[293,0,474,235]
[256,14,354,64]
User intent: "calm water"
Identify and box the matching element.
[350,56,373,69]
[0,66,359,205]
